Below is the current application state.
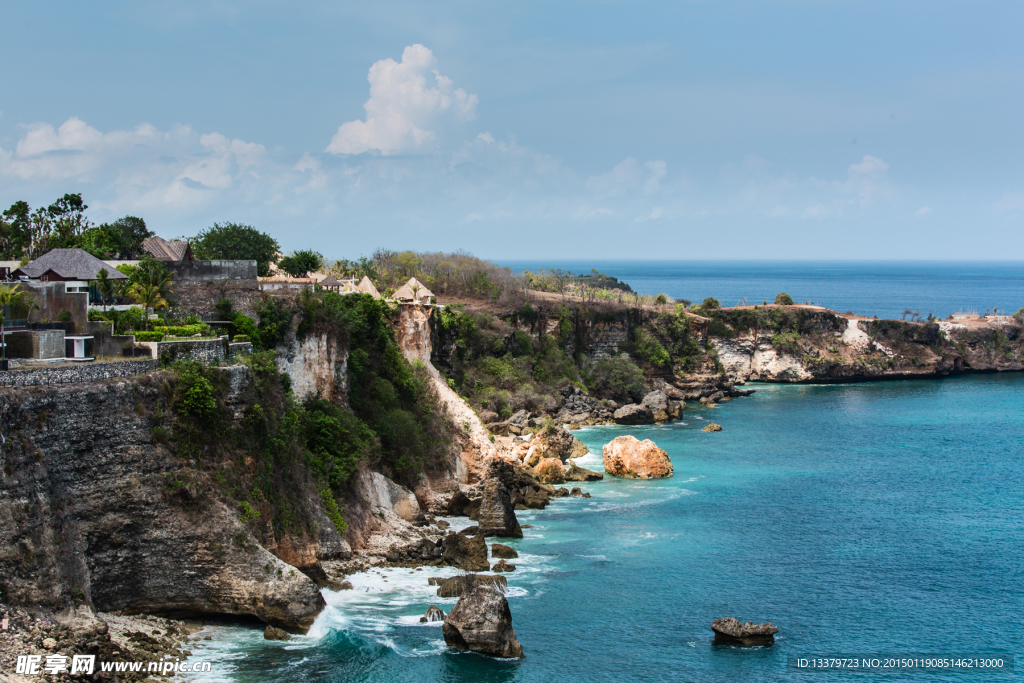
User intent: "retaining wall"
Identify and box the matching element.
[0,360,158,387]
[169,260,257,281]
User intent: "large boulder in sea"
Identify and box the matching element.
[602,435,673,479]
[534,458,567,484]
[443,584,525,659]
[476,478,523,538]
[565,460,604,482]
[710,618,778,646]
[702,423,722,432]
[491,544,519,559]
[613,403,655,425]
[436,574,507,598]
[641,390,683,422]
[532,426,589,462]
[441,532,490,571]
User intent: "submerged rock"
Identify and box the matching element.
[443,585,525,658]
[710,618,778,646]
[534,458,567,484]
[435,574,508,598]
[441,532,490,572]
[565,460,604,482]
[420,605,446,623]
[476,478,523,538]
[263,625,291,641]
[602,435,674,479]
[491,544,519,559]
[702,423,723,432]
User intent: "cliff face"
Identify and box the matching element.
[397,305,494,492]
[710,311,1023,383]
[0,371,325,633]
[275,319,349,403]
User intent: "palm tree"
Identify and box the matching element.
[96,268,115,312]
[0,284,32,361]
[127,264,173,330]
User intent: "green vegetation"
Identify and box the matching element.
[0,193,154,261]
[775,292,794,306]
[363,249,520,301]
[191,222,280,276]
[278,250,325,278]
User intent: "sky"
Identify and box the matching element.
[1,0,1022,261]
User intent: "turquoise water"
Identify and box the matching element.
[187,373,1024,682]
[497,260,1024,320]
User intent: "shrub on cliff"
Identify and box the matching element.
[701,297,720,310]
[775,292,794,306]
[589,355,646,403]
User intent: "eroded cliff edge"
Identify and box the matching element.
[0,368,326,633]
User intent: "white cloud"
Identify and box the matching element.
[634,207,663,223]
[586,158,666,197]
[573,205,614,220]
[843,154,892,203]
[915,206,933,218]
[326,44,478,156]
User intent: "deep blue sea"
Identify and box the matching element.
[189,373,1024,682]
[496,260,1024,320]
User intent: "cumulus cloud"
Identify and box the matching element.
[326,44,478,156]
[586,158,666,197]
[843,154,891,203]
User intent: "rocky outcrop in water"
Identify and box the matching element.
[710,617,778,645]
[264,625,291,641]
[491,544,519,559]
[702,422,722,432]
[443,584,524,658]
[602,435,674,479]
[476,478,523,538]
[565,460,604,482]
[441,532,490,571]
[420,605,446,623]
[434,574,507,598]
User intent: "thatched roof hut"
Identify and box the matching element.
[392,277,433,304]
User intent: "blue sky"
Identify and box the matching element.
[1,1,1022,260]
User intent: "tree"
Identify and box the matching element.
[46,193,91,250]
[191,222,280,276]
[127,263,173,329]
[701,297,720,310]
[81,216,153,259]
[0,201,33,259]
[96,269,115,312]
[278,249,324,278]
[0,284,33,360]
[774,292,794,306]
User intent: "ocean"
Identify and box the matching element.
[495,260,1024,321]
[188,373,1024,682]
[182,262,1023,681]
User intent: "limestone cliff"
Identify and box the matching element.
[0,370,325,633]
[396,304,497,490]
[710,309,1023,383]
[275,318,349,403]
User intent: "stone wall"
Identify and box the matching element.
[154,338,229,364]
[171,280,261,319]
[169,260,257,281]
[0,359,158,387]
[6,330,65,360]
